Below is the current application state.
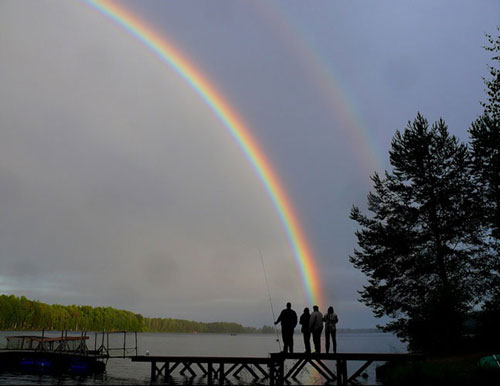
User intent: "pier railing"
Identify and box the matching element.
[95,331,138,358]
[4,330,137,359]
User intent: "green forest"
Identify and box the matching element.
[0,294,272,334]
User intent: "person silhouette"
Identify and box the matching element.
[323,306,338,353]
[299,307,311,353]
[309,305,323,353]
[275,302,298,353]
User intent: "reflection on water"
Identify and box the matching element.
[0,331,406,385]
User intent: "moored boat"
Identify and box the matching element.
[0,333,108,374]
[479,354,500,370]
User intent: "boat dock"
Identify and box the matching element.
[131,352,424,385]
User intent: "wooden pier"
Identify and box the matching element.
[131,352,423,385]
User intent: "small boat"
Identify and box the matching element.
[479,354,500,370]
[0,333,107,374]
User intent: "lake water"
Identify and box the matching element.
[0,331,406,385]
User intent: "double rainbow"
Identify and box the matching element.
[83,0,324,307]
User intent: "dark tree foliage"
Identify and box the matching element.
[350,114,481,352]
[469,29,500,349]
[469,30,500,294]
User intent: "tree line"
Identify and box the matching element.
[143,317,266,334]
[0,294,273,334]
[350,29,500,353]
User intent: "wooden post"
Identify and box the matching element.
[269,362,275,386]
[165,361,170,381]
[219,362,224,386]
[123,331,126,358]
[279,358,284,386]
[208,362,213,385]
[151,361,156,381]
[334,359,348,385]
[40,328,45,351]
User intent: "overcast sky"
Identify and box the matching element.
[0,0,499,328]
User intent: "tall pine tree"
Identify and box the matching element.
[469,29,500,295]
[469,29,500,349]
[350,114,481,352]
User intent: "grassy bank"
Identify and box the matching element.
[376,353,500,386]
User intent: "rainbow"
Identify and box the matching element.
[82,0,324,307]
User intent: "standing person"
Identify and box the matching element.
[324,306,339,353]
[274,302,298,353]
[309,305,323,353]
[299,307,311,353]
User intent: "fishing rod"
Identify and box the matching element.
[258,248,281,352]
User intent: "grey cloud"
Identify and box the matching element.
[1,0,498,328]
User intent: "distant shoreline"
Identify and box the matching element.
[1,295,384,335]
[337,328,380,334]
[1,294,383,334]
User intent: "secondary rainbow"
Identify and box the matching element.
[83,0,324,306]
[251,2,384,171]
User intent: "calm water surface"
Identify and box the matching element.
[0,331,406,385]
